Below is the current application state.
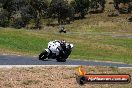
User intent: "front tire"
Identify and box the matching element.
[39,50,48,60]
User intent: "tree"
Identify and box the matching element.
[48,0,74,24]
[30,0,49,29]
[70,0,89,18]
[0,9,9,27]
[0,0,49,29]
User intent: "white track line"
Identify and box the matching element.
[118,67,132,69]
[0,65,80,68]
[0,65,132,69]
[2,53,22,57]
[2,53,8,56]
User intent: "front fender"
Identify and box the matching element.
[70,44,74,48]
[45,49,50,53]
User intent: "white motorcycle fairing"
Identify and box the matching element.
[46,41,61,56]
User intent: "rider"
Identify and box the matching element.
[54,40,67,56]
[60,40,66,51]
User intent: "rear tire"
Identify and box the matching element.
[56,57,66,62]
[39,50,48,60]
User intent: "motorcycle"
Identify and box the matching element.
[39,40,74,62]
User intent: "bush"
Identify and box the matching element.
[11,18,26,29]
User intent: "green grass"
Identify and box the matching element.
[0,26,132,63]
[0,28,49,55]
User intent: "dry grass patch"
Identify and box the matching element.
[0,66,132,88]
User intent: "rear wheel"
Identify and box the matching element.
[56,59,66,62]
[39,50,48,60]
[56,57,66,62]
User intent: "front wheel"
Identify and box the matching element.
[39,50,48,60]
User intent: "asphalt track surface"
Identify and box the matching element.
[0,55,132,67]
